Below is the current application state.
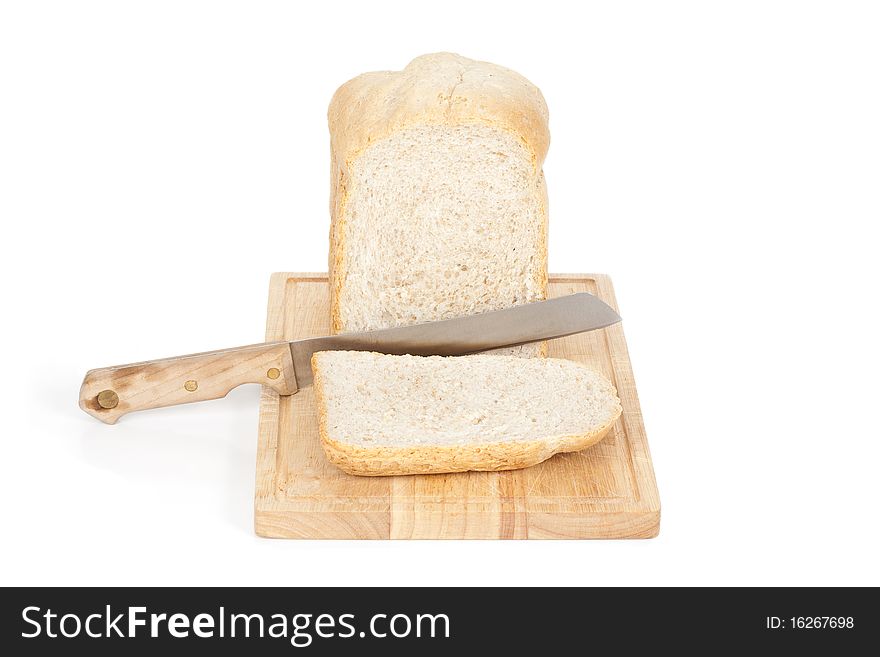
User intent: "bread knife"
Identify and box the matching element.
[79,293,621,424]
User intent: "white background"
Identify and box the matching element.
[1,0,878,586]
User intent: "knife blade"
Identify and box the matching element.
[287,292,620,386]
[79,293,620,424]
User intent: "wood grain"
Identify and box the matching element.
[254,273,660,539]
[80,341,296,424]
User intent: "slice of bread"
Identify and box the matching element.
[311,351,622,476]
[327,53,550,357]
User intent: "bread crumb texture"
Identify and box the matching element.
[312,351,622,476]
[329,53,550,357]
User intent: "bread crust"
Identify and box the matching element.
[328,53,550,334]
[311,353,621,477]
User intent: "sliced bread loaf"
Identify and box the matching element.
[327,53,550,356]
[311,351,622,476]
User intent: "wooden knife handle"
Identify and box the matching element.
[79,341,297,424]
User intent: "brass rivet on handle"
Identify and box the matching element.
[267,367,281,380]
[96,389,119,409]
[184,380,198,392]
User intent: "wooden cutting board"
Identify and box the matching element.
[254,273,659,539]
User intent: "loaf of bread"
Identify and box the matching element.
[327,53,550,356]
[312,351,622,476]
